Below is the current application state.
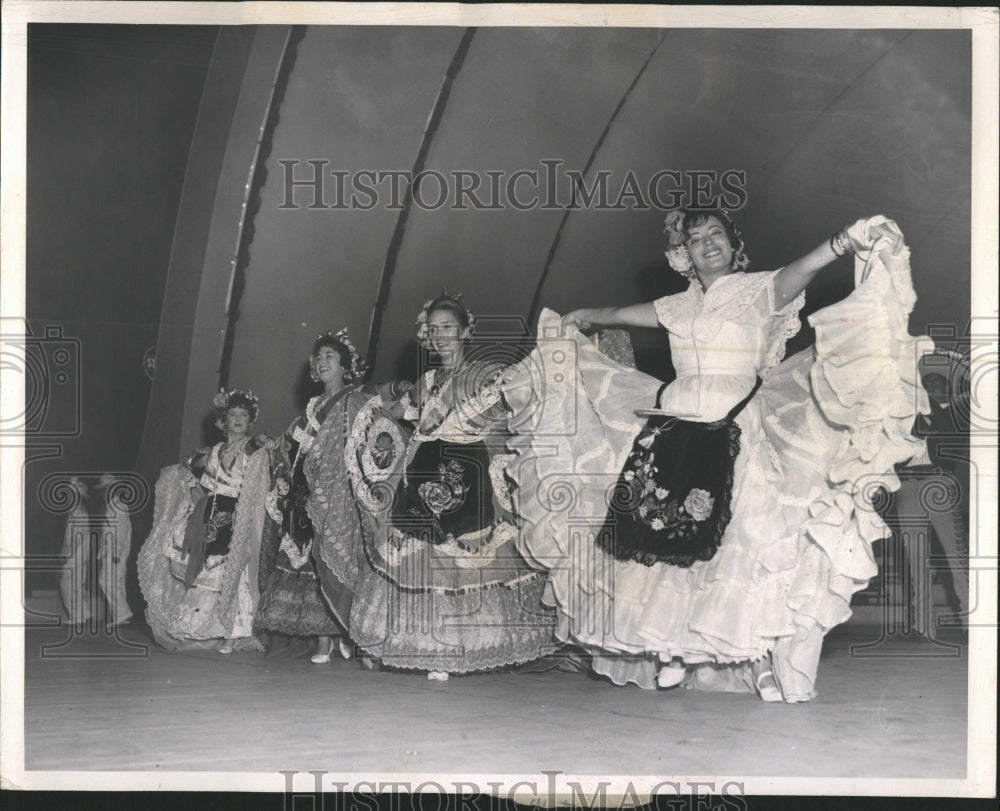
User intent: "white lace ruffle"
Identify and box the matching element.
[653,270,804,380]
[761,284,806,377]
[653,272,768,340]
[278,533,312,570]
[416,367,506,444]
[488,453,516,511]
[265,490,283,524]
[436,521,519,569]
[344,395,409,515]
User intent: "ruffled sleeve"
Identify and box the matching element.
[652,286,698,337]
[760,268,806,377]
[652,271,800,355]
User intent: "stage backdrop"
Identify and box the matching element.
[139,24,971,472]
[25,24,218,575]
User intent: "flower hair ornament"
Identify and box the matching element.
[415,290,476,347]
[212,387,260,431]
[310,328,368,383]
[663,209,750,280]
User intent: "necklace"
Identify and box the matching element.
[424,364,463,409]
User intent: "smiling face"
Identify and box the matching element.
[685,215,735,278]
[426,308,467,367]
[225,406,251,439]
[313,344,345,391]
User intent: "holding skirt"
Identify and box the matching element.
[256,388,369,640]
[345,364,558,674]
[138,443,270,651]
[504,233,931,700]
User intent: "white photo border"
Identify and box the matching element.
[1,1,996,800]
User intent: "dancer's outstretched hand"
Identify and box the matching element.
[868,219,904,255]
[255,433,280,451]
[845,216,904,255]
[561,310,592,333]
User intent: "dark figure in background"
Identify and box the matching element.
[892,370,971,633]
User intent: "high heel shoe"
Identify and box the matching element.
[754,669,782,703]
[311,637,335,664]
[338,637,353,660]
[427,671,449,681]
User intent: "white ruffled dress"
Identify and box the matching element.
[504,232,930,701]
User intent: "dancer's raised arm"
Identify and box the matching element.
[772,217,904,309]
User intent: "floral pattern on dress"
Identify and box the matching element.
[619,448,715,542]
[417,460,469,517]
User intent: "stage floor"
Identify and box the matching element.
[21,620,968,779]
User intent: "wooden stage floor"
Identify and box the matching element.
[21,621,968,780]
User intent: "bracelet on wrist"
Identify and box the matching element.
[830,229,851,257]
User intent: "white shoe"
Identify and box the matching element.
[657,665,686,689]
[311,637,335,663]
[754,670,782,703]
[427,671,449,681]
[338,638,353,660]
[218,643,234,655]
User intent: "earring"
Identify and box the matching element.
[734,240,750,270]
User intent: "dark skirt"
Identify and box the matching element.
[255,452,340,636]
[201,494,237,557]
[255,562,341,637]
[179,493,236,588]
[390,439,495,543]
[597,379,761,568]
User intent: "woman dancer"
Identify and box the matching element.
[255,330,370,663]
[346,293,558,679]
[505,211,931,701]
[138,389,272,652]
